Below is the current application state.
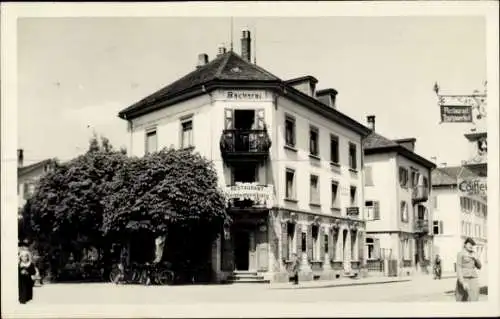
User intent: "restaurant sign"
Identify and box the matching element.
[440,105,473,123]
[225,183,274,208]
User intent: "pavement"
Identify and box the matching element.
[22,270,487,305]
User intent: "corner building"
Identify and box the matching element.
[118,31,371,283]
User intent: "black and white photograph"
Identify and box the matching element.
[1,2,499,318]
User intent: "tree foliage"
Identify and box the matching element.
[102,148,230,239]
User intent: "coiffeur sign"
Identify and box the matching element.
[458,178,487,196]
[440,105,473,123]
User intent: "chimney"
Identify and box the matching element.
[196,53,209,69]
[241,29,251,62]
[217,44,227,57]
[367,115,376,131]
[316,88,338,108]
[17,149,24,167]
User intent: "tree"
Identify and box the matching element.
[102,147,230,278]
[22,135,128,274]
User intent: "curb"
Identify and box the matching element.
[271,278,412,290]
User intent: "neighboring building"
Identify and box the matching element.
[362,116,436,276]
[432,170,487,273]
[17,149,56,210]
[118,30,372,283]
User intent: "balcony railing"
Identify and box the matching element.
[346,207,360,218]
[412,185,429,204]
[220,129,271,162]
[224,183,274,209]
[414,219,429,233]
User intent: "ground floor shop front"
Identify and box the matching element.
[364,232,434,277]
[210,208,367,283]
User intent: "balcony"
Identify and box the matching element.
[414,219,429,234]
[225,183,274,210]
[346,207,360,218]
[412,185,429,204]
[220,129,271,162]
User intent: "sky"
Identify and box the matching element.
[17,16,487,166]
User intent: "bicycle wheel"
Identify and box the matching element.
[109,267,121,284]
[156,270,174,285]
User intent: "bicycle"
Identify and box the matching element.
[109,262,141,284]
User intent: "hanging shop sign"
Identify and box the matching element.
[440,105,473,123]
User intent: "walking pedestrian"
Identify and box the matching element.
[18,250,37,304]
[433,254,442,280]
[291,253,300,285]
[455,237,482,302]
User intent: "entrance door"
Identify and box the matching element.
[234,230,250,270]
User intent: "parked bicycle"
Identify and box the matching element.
[109,262,175,285]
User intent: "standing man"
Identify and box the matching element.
[433,254,442,280]
[455,237,482,302]
[291,253,300,285]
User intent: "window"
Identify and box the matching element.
[324,234,329,254]
[312,225,319,260]
[23,183,30,199]
[181,119,193,149]
[366,238,380,260]
[145,129,157,154]
[433,220,443,235]
[331,181,339,208]
[411,170,420,187]
[350,186,357,206]
[432,196,438,209]
[285,116,296,147]
[364,166,374,186]
[399,167,409,187]
[287,222,296,258]
[423,176,429,190]
[348,143,357,170]
[310,175,320,204]
[400,201,408,222]
[309,126,319,156]
[365,200,380,220]
[285,169,296,200]
[330,134,339,164]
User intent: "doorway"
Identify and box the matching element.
[234,230,250,270]
[234,110,255,130]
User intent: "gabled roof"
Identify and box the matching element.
[118,51,372,137]
[432,166,478,186]
[18,159,55,178]
[363,131,436,169]
[118,51,281,119]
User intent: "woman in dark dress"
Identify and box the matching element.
[18,250,36,304]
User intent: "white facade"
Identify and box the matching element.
[125,87,368,282]
[432,185,488,273]
[364,147,434,276]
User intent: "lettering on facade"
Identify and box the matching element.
[458,179,487,196]
[440,105,473,123]
[226,91,264,100]
[225,183,274,208]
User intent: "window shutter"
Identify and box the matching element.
[365,166,374,186]
[439,221,444,235]
[328,229,335,261]
[281,222,288,261]
[374,238,381,260]
[295,224,301,255]
[358,232,365,263]
[255,108,265,129]
[374,201,380,220]
[320,227,326,261]
[224,109,234,129]
[307,224,313,261]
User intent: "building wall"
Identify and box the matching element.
[364,153,399,231]
[18,166,49,209]
[432,185,488,272]
[274,96,365,219]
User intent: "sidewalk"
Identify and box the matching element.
[269,275,412,290]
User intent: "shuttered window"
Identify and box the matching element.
[365,165,374,186]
